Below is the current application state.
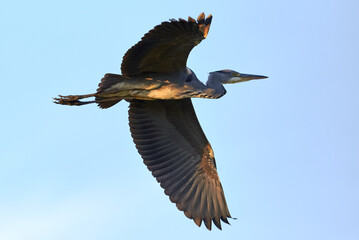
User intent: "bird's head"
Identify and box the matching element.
[210,70,267,84]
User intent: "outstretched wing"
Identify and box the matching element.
[128,99,231,230]
[121,13,212,76]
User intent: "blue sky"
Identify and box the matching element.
[1,0,358,239]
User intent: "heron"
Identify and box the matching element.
[54,13,267,230]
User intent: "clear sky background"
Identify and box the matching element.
[1,0,358,239]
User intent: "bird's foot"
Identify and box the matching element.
[53,94,96,106]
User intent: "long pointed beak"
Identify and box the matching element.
[227,73,268,83]
[239,73,268,81]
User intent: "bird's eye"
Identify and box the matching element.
[232,72,238,77]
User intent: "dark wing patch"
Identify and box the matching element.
[128,99,231,230]
[121,13,212,76]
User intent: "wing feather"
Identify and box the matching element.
[128,99,230,230]
[121,13,212,76]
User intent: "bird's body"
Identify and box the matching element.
[58,67,226,106]
[102,68,210,100]
[54,13,266,230]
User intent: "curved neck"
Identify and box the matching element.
[205,74,227,98]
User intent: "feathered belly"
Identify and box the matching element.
[147,84,196,100]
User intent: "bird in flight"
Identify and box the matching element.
[54,13,267,230]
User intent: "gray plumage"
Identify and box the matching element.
[54,13,267,230]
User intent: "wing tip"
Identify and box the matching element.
[188,16,196,23]
[194,217,202,227]
[213,217,222,230]
[184,207,231,230]
[196,12,212,38]
[197,12,205,24]
[204,218,212,230]
[190,215,230,230]
[205,14,213,26]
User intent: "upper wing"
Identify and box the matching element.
[128,99,231,230]
[121,13,212,76]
